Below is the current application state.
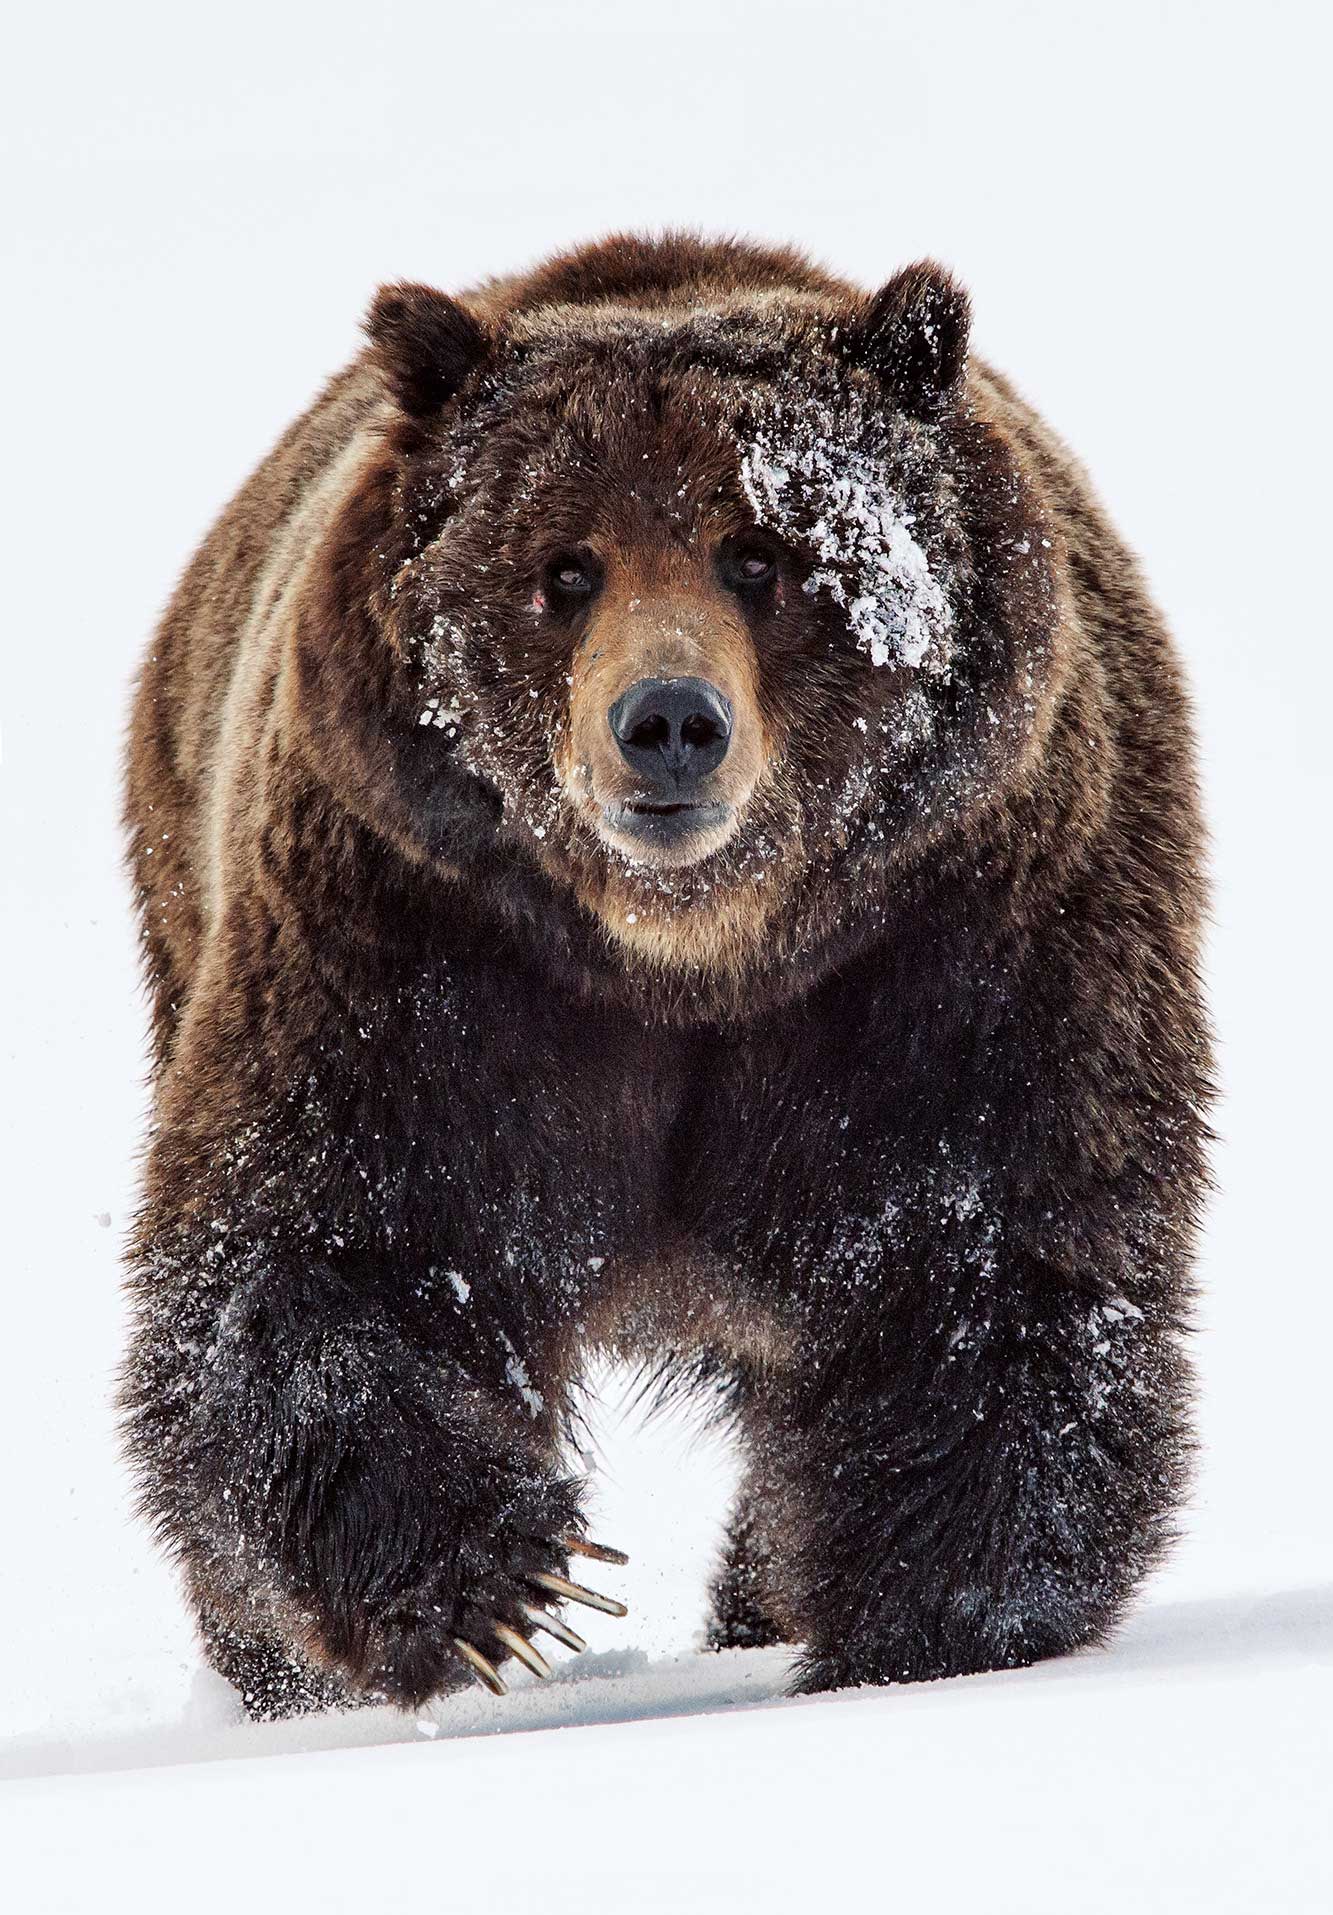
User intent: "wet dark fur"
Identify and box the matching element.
[121,232,1211,1717]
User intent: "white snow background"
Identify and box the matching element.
[2,1,1330,1908]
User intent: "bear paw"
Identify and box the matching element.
[314,1530,630,1709]
[431,1536,631,1699]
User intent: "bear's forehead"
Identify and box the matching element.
[531,399,755,551]
[472,316,917,524]
[463,364,773,544]
[470,327,947,564]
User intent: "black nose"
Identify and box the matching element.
[608,676,733,788]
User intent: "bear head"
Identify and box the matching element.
[356,256,1069,981]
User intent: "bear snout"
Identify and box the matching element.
[559,583,768,871]
[602,676,737,854]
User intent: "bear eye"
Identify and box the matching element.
[544,553,599,602]
[719,540,778,593]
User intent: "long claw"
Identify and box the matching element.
[561,1535,630,1567]
[522,1602,587,1653]
[491,1621,552,1680]
[528,1570,628,1618]
[453,1638,507,1696]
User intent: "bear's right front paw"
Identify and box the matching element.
[202,1322,633,1708]
[284,1441,631,1710]
[364,1532,631,1704]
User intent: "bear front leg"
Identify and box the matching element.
[751,1241,1191,1694]
[123,1255,599,1712]
[705,1489,785,1651]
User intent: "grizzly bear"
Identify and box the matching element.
[121,232,1210,1720]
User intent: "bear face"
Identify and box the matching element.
[362,268,1070,978]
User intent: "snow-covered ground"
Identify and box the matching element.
[7,1590,1332,1914]
[2,2,1330,1908]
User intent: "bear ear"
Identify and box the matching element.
[846,261,971,417]
[364,281,490,418]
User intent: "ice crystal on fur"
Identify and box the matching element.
[740,396,953,673]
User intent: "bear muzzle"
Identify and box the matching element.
[558,584,768,870]
[603,676,735,852]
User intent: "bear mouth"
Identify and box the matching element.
[601,797,733,855]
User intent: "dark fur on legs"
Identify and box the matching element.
[706,1498,784,1651]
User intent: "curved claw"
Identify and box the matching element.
[491,1621,552,1680]
[521,1602,587,1654]
[528,1569,628,1618]
[561,1535,630,1567]
[453,1638,507,1696]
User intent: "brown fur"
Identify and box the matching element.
[121,232,1210,1716]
